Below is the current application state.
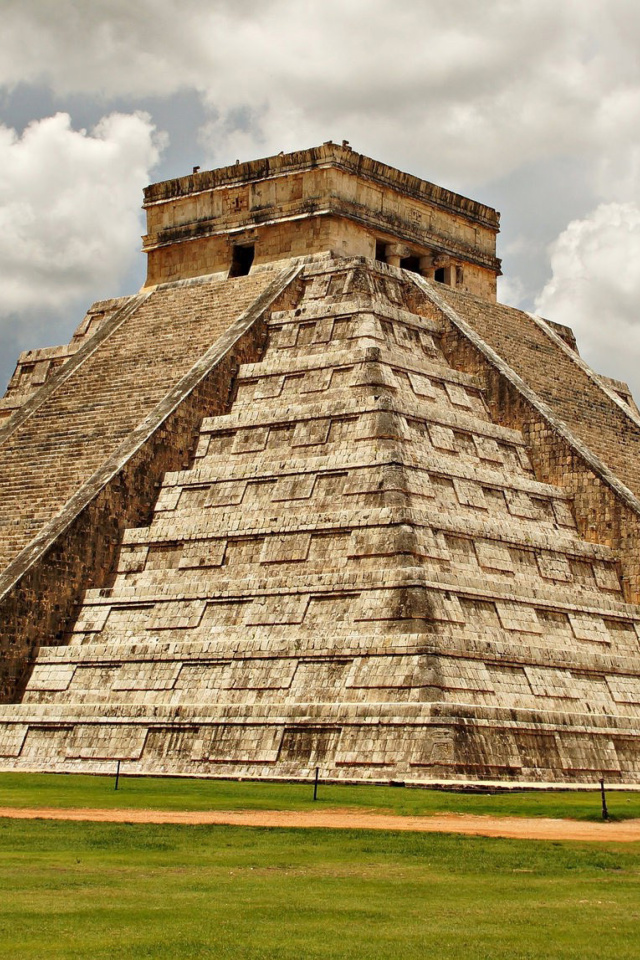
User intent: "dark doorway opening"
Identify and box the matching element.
[229,244,255,277]
[434,267,446,284]
[400,255,421,274]
[375,240,387,263]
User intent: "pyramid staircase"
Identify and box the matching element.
[3,258,640,783]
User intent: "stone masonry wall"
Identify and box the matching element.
[145,217,363,286]
[434,285,640,499]
[0,271,285,572]
[143,144,499,297]
[415,279,640,603]
[0,297,133,423]
[4,258,640,784]
[0,265,303,702]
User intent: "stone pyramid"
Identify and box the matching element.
[2,143,640,785]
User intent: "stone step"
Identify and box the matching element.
[0,271,275,571]
[269,296,442,331]
[198,396,526,447]
[159,449,572,502]
[122,504,610,560]
[35,628,640,676]
[79,567,638,630]
[235,346,481,391]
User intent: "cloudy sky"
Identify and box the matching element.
[1,0,640,397]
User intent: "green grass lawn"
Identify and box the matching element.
[0,818,638,959]
[0,771,639,821]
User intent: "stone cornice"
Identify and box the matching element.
[143,142,500,231]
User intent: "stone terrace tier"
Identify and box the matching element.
[0,271,281,571]
[433,283,640,502]
[0,261,302,702]
[4,259,640,784]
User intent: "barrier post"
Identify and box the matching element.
[599,777,609,820]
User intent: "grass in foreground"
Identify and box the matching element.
[0,771,638,821]
[0,818,639,959]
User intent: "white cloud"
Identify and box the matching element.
[535,202,640,395]
[497,274,526,309]
[2,0,640,397]
[2,1,640,191]
[0,111,164,316]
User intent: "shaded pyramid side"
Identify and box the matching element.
[0,263,302,701]
[432,280,640,502]
[2,258,640,784]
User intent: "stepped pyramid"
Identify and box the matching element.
[2,143,640,784]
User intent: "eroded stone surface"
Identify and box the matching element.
[3,257,640,783]
[3,144,640,785]
[143,143,500,298]
[0,264,300,701]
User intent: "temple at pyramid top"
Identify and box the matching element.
[6,141,640,786]
[142,141,501,299]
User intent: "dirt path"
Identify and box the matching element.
[1,806,640,842]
